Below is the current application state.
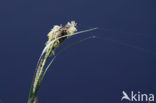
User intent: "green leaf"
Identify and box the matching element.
[37,36,96,90]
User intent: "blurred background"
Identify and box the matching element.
[0,0,156,103]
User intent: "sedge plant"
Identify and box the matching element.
[27,21,97,103]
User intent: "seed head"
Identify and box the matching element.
[45,21,77,56]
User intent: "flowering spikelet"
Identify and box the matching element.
[46,21,77,56]
[32,21,77,95]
